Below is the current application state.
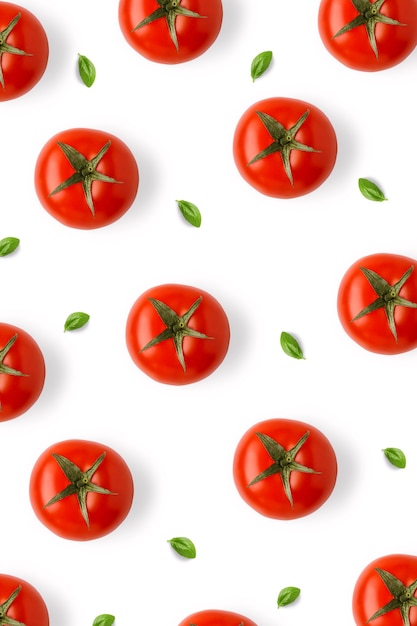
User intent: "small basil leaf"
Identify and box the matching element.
[0,237,20,256]
[280,332,305,359]
[93,616,115,626]
[382,447,406,469]
[64,312,90,332]
[277,586,300,608]
[168,536,196,559]
[358,178,387,202]
[251,50,272,81]
[177,199,202,227]
[78,53,96,87]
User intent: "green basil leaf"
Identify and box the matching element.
[251,50,272,81]
[382,447,406,469]
[0,237,20,256]
[64,312,90,332]
[93,616,115,626]
[168,536,196,559]
[280,332,305,359]
[358,178,387,202]
[177,199,202,227]
[277,586,300,608]
[78,53,96,87]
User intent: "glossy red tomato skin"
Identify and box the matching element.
[34,128,139,230]
[0,323,45,422]
[29,439,134,541]
[233,418,338,520]
[318,0,417,71]
[0,3,48,102]
[177,609,258,626]
[353,554,417,626]
[233,97,337,199]
[126,283,230,385]
[0,574,49,626]
[337,253,417,355]
[118,0,223,64]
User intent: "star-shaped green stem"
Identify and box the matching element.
[0,585,25,626]
[352,265,417,342]
[0,13,32,90]
[140,296,212,372]
[133,0,206,51]
[248,109,319,186]
[247,431,320,506]
[43,452,116,527]
[368,568,417,626]
[0,334,27,377]
[48,141,121,217]
[333,0,405,59]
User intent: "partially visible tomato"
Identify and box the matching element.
[318,0,417,71]
[177,609,258,626]
[353,554,417,626]
[0,322,45,422]
[337,253,417,354]
[233,97,337,199]
[233,418,337,520]
[126,283,230,385]
[29,439,134,541]
[118,0,223,64]
[34,128,139,230]
[0,2,48,101]
[0,573,49,626]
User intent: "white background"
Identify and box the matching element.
[2,1,417,625]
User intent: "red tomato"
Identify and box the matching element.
[29,439,134,541]
[233,418,337,520]
[118,0,223,64]
[34,128,139,230]
[353,554,417,626]
[233,97,337,199]
[0,322,45,422]
[126,283,230,385]
[0,573,49,626]
[318,0,417,71]
[0,2,48,102]
[337,253,417,355]
[177,609,258,626]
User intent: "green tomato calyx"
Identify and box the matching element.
[0,13,32,90]
[0,334,27,377]
[0,585,24,626]
[368,568,417,625]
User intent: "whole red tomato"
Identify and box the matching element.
[233,97,337,199]
[34,128,139,230]
[0,573,49,626]
[177,609,258,626]
[318,0,417,71]
[233,418,337,520]
[353,554,417,626]
[126,283,230,385]
[0,2,48,101]
[118,0,223,64]
[337,253,417,354]
[29,439,134,541]
[0,322,45,422]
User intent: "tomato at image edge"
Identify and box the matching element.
[34,128,139,230]
[0,573,49,626]
[29,439,134,541]
[0,2,49,101]
[233,418,338,520]
[233,97,337,199]
[177,608,259,626]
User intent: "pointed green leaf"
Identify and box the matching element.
[93,615,115,626]
[382,447,406,468]
[277,586,300,608]
[358,178,387,201]
[0,237,19,256]
[168,536,196,559]
[280,332,305,359]
[78,54,96,87]
[177,199,202,227]
[251,50,273,81]
[64,312,90,332]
